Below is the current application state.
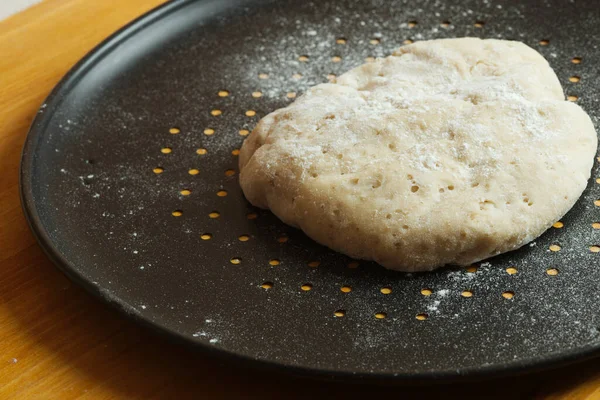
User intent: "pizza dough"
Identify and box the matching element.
[239,38,597,272]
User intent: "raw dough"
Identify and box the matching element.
[239,38,597,271]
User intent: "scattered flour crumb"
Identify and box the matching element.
[427,300,441,312]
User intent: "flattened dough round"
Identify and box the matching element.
[239,38,597,271]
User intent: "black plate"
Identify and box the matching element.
[21,0,600,382]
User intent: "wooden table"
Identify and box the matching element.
[0,1,599,398]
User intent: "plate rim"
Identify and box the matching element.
[18,0,600,383]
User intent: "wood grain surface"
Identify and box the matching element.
[1,0,599,398]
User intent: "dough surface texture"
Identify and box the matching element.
[239,38,597,271]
